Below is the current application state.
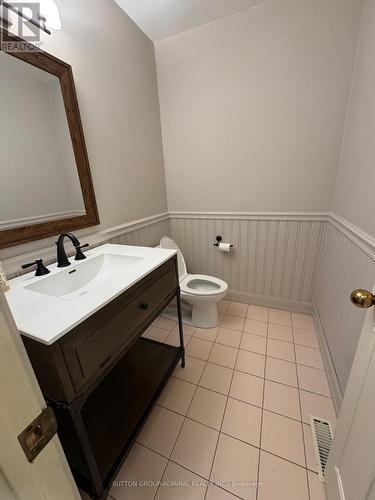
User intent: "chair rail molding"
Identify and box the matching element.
[169,211,375,255]
[169,211,329,221]
[329,213,375,261]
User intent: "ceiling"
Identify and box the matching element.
[114,0,268,42]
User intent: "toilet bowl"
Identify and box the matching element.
[160,236,228,328]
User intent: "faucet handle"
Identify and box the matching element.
[22,259,50,277]
[75,243,89,261]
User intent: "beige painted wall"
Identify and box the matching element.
[332,0,375,238]
[0,0,167,261]
[313,0,375,401]
[156,0,363,212]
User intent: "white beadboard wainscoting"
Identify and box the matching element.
[169,211,375,413]
[313,219,375,409]
[169,212,325,312]
[107,217,170,247]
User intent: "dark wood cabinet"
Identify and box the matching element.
[22,255,185,499]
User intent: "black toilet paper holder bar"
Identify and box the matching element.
[214,235,234,248]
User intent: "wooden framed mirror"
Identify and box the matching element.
[0,28,99,249]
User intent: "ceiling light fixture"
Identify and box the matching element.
[0,0,61,35]
[39,0,61,31]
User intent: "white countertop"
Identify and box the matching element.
[5,243,177,345]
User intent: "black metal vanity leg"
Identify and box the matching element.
[68,400,104,499]
[176,289,185,368]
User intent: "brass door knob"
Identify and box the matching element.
[350,289,375,309]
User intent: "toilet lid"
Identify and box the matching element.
[160,236,187,281]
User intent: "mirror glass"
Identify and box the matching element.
[0,51,86,231]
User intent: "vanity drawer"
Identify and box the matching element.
[60,256,178,394]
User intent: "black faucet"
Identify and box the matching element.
[56,233,89,268]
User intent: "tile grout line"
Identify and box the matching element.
[158,385,305,426]
[196,309,320,345]
[203,306,247,500]
[186,342,325,373]
[256,309,269,500]
[218,309,315,327]
[176,356,331,399]
[178,317,330,399]
[110,309,315,491]
[292,322,312,500]
[150,448,169,500]
[135,307,328,500]
[173,352,332,418]
[140,318,195,500]
[153,391,315,469]
[132,305,179,500]
[153,402,319,468]
[153,328,218,499]
[136,441,249,500]
[137,435,312,480]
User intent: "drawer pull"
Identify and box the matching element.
[139,302,149,311]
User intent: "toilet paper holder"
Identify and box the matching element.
[214,235,234,248]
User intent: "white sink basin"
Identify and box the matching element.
[25,253,142,300]
[6,243,177,345]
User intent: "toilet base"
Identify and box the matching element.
[190,301,219,328]
[162,299,220,329]
[162,301,192,326]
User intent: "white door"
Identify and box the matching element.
[0,291,80,500]
[326,285,375,500]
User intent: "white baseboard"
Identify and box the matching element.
[313,305,343,414]
[226,289,314,314]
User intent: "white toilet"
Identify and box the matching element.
[160,236,228,328]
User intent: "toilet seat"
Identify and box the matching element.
[160,236,227,296]
[180,274,228,296]
[160,236,228,328]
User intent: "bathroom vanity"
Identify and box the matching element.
[6,244,185,499]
